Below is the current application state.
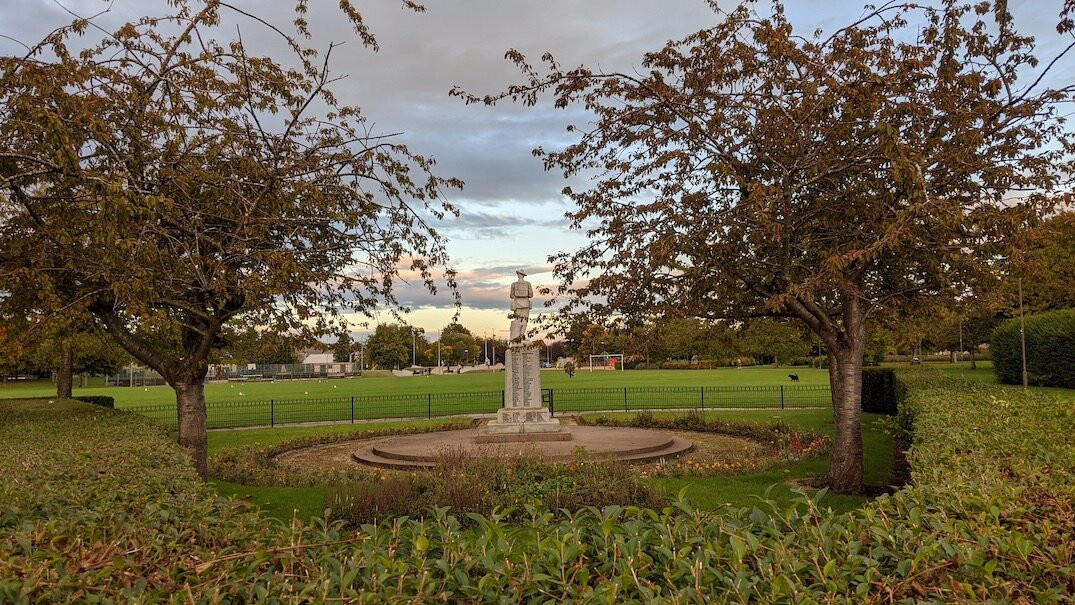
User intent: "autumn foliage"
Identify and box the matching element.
[457,1,1074,493]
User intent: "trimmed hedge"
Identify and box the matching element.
[860,367,898,415]
[74,394,114,408]
[2,374,1074,602]
[992,308,1075,388]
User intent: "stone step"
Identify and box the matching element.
[615,437,695,463]
[370,444,442,463]
[351,447,437,470]
[352,436,694,470]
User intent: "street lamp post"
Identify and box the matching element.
[412,329,416,367]
[958,319,964,379]
[1019,277,1028,389]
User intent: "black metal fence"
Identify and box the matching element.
[548,384,831,414]
[127,384,830,431]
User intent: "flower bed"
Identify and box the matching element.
[579,410,830,476]
[327,449,660,525]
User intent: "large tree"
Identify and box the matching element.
[438,322,477,364]
[365,324,417,369]
[1013,211,1075,313]
[738,319,810,366]
[0,310,127,395]
[460,2,1074,493]
[0,1,458,478]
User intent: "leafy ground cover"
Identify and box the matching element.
[2,371,1072,602]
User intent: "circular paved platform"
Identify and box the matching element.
[346,426,694,469]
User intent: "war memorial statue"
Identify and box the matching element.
[478,269,564,439]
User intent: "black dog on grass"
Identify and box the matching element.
[788,374,799,382]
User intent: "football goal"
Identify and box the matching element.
[588,354,625,372]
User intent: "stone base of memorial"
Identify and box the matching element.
[478,344,566,442]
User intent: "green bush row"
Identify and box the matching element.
[992,308,1075,388]
[860,367,898,415]
[74,394,114,408]
[2,371,1073,602]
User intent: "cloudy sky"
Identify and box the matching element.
[2,0,1069,341]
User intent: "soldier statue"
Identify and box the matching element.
[509,269,533,343]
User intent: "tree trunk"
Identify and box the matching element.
[970,348,977,370]
[56,342,74,399]
[174,379,209,480]
[824,340,865,495]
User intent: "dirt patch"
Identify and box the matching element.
[637,430,767,476]
[274,436,397,471]
[663,430,765,459]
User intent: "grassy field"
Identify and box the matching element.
[0,368,834,429]
[0,367,832,405]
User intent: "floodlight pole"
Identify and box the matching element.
[1018,277,1028,389]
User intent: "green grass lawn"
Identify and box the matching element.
[207,418,473,452]
[0,367,832,405]
[930,361,1075,401]
[1,367,835,429]
[210,480,328,524]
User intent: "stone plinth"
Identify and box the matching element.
[482,404,563,435]
[482,344,562,437]
[504,345,541,408]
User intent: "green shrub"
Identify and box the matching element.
[3,374,1074,602]
[992,308,1075,388]
[326,450,660,525]
[860,367,897,415]
[74,395,114,408]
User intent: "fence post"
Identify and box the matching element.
[270,399,275,427]
[351,396,354,424]
[427,393,432,419]
[780,385,784,410]
[624,387,628,413]
[700,386,705,411]
[549,389,555,417]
